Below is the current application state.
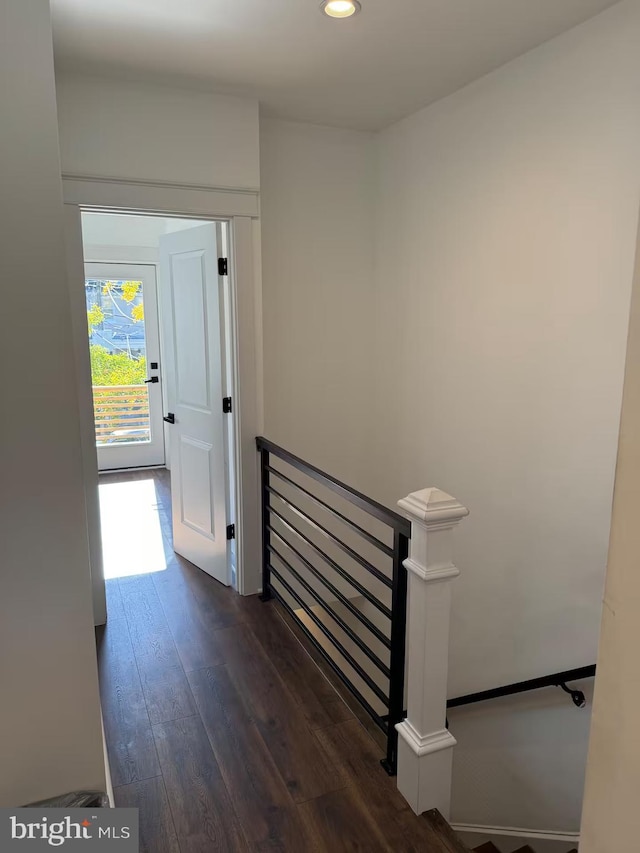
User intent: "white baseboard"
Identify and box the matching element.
[99,465,167,474]
[102,717,114,807]
[452,823,579,852]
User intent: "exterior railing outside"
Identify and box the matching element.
[92,385,150,445]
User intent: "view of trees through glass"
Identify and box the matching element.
[85,279,151,446]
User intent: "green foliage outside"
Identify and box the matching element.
[87,303,105,329]
[89,344,147,387]
[87,282,148,442]
[87,280,145,388]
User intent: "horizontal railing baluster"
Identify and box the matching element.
[268,484,393,588]
[268,585,388,731]
[266,464,393,556]
[268,541,391,676]
[267,504,392,616]
[268,524,391,649]
[268,560,390,705]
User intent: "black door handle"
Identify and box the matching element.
[163,413,175,424]
[144,376,159,384]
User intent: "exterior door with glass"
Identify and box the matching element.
[85,263,165,470]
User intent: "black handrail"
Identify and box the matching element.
[256,436,410,775]
[256,438,411,536]
[447,665,596,711]
[266,464,394,556]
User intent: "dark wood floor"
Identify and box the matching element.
[98,468,466,852]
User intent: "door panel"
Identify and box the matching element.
[159,224,229,586]
[171,254,210,410]
[179,436,215,537]
[85,263,165,471]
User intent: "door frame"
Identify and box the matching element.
[63,177,263,623]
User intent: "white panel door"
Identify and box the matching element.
[159,224,229,585]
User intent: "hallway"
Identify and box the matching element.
[98,469,461,852]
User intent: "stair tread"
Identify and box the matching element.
[473,843,578,853]
[421,809,471,852]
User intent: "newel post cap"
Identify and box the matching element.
[398,488,469,527]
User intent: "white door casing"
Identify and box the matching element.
[159,224,230,586]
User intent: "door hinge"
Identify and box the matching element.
[226,524,235,541]
[223,397,232,413]
[218,257,228,276]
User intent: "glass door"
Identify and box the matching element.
[85,263,165,470]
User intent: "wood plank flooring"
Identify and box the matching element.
[97,468,465,852]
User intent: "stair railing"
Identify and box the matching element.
[256,437,470,819]
[447,665,596,712]
[255,443,593,822]
[256,436,411,773]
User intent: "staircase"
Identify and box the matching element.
[421,810,578,853]
[256,442,580,848]
[473,847,577,853]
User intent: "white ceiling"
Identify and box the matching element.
[51,0,620,131]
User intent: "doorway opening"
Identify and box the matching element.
[81,212,238,591]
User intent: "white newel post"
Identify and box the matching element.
[395,488,469,818]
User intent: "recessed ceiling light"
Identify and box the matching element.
[320,0,361,18]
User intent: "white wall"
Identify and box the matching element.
[82,212,167,251]
[579,211,640,853]
[0,0,105,806]
[372,0,640,832]
[81,212,198,257]
[260,118,377,490]
[56,74,260,189]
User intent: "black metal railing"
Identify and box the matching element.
[447,665,596,713]
[256,437,411,774]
